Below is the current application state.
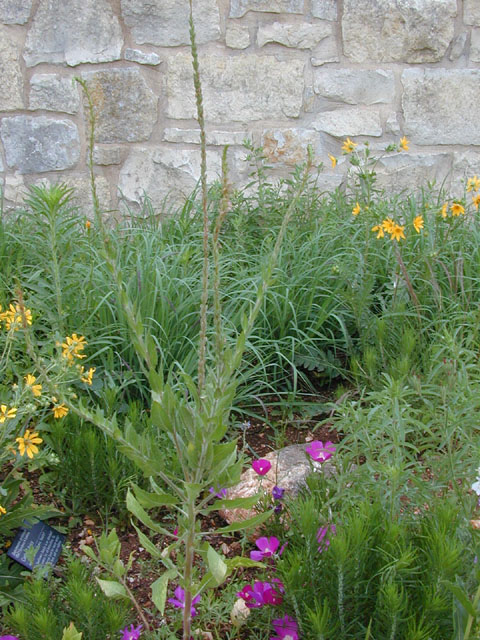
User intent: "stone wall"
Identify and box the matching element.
[0,0,479,213]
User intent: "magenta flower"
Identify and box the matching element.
[168,586,201,616]
[272,486,285,500]
[209,486,227,499]
[271,615,299,640]
[250,536,280,561]
[316,524,336,553]
[0,636,20,640]
[120,624,143,640]
[305,440,336,463]
[252,458,272,475]
[236,581,283,608]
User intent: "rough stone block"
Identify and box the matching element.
[374,153,451,193]
[167,54,304,122]
[465,0,480,26]
[471,29,480,63]
[93,146,123,166]
[311,0,337,20]
[24,0,122,67]
[121,0,220,46]
[29,74,80,115]
[451,151,480,197]
[4,173,25,207]
[310,37,339,65]
[313,69,395,105]
[0,0,32,24]
[449,32,467,61]
[258,22,331,49]
[402,69,480,145]
[0,27,24,110]
[163,128,246,145]
[1,116,80,174]
[342,0,456,63]
[81,69,158,143]
[313,109,383,137]
[230,0,304,18]
[124,49,161,66]
[226,24,251,49]
[262,128,324,165]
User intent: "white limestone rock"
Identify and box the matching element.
[124,49,162,66]
[313,69,395,105]
[311,0,337,21]
[313,109,383,137]
[29,74,80,115]
[226,24,250,49]
[0,0,32,24]
[0,27,24,110]
[230,0,304,18]
[258,22,331,49]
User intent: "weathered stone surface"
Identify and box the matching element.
[313,109,382,137]
[167,54,304,122]
[1,117,80,174]
[230,0,304,18]
[93,146,123,166]
[29,74,80,114]
[64,176,112,215]
[0,153,3,172]
[465,0,480,26]
[471,30,480,63]
[385,113,400,135]
[262,128,324,165]
[402,69,480,145]
[312,0,337,20]
[449,32,467,61]
[258,22,331,49]
[310,36,339,65]
[81,69,158,143]
[219,445,335,524]
[374,153,451,193]
[24,0,122,67]
[121,0,220,46]
[226,24,250,49]
[451,151,480,197]
[0,0,32,24]
[163,128,246,145]
[0,27,24,110]
[342,0,456,63]
[316,172,344,193]
[124,49,161,66]
[314,69,394,105]
[4,173,25,207]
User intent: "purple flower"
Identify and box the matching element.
[274,503,283,514]
[120,625,143,640]
[272,486,285,500]
[252,458,272,475]
[271,615,299,640]
[305,440,336,463]
[168,586,201,617]
[236,581,283,608]
[209,486,227,499]
[0,636,20,640]
[250,536,280,561]
[316,524,336,553]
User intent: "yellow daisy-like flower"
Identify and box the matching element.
[80,366,96,386]
[440,203,448,218]
[0,405,17,423]
[52,400,69,419]
[342,138,357,154]
[371,225,385,239]
[24,374,42,397]
[328,154,337,169]
[391,224,406,241]
[2,304,33,331]
[61,333,87,363]
[451,202,465,217]
[352,202,361,216]
[382,218,396,234]
[399,136,409,151]
[413,215,424,233]
[472,194,480,210]
[467,175,480,193]
[0,505,6,516]
[85,220,92,230]
[16,429,43,459]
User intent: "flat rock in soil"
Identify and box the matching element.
[219,443,335,524]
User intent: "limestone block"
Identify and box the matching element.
[316,172,344,193]
[29,74,80,115]
[262,128,324,165]
[451,151,480,197]
[124,49,161,66]
[313,69,395,105]
[64,176,112,215]
[4,173,25,207]
[121,0,220,46]
[374,153,451,193]
[310,36,339,65]
[385,113,400,135]
[258,21,331,49]
[24,0,122,67]
[402,69,480,145]
[0,153,3,172]
[0,27,24,110]
[465,0,480,26]
[449,32,467,61]
[167,54,304,122]
[471,29,480,63]
[1,116,80,174]
[230,0,304,18]
[0,0,32,24]
[313,109,382,137]
[226,24,250,49]
[163,128,246,145]
[93,146,123,166]
[342,0,456,63]
[311,0,337,20]
[81,69,158,143]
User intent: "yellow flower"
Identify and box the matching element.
[467,175,480,192]
[352,202,361,216]
[16,429,43,459]
[0,405,17,423]
[399,136,409,151]
[2,303,32,331]
[472,194,480,210]
[451,202,465,217]
[371,225,385,239]
[440,203,448,218]
[61,333,87,363]
[52,400,69,419]
[85,220,92,230]
[80,366,96,386]
[391,224,406,241]
[342,138,357,153]
[382,218,396,234]
[0,505,6,516]
[24,374,42,397]
[328,154,337,168]
[413,215,424,233]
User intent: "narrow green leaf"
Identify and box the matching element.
[132,484,179,508]
[215,509,274,534]
[151,569,177,614]
[96,578,129,600]
[444,580,477,618]
[207,544,227,585]
[126,490,171,535]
